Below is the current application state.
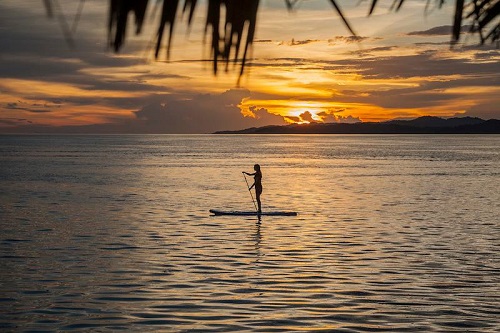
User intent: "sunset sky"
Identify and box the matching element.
[1,0,499,133]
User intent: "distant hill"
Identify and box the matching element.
[214,116,500,134]
[386,116,485,128]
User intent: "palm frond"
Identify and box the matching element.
[108,0,148,52]
[328,0,357,36]
[155,0,180,59]
[366,0,499,44]
[369,0,379,15]
[453,0,465,43]
[99,0,500,77]
[183,0,197,25]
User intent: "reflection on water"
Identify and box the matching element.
[254,220,262,261]
[0,134,499,331]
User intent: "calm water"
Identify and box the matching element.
[0,135,499,332]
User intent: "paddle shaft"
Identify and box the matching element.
[243,173,258,212]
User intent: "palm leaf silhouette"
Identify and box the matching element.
[44,0,499,76]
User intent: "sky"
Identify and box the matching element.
[0,0,499,133]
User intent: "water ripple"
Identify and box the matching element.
[1,135,499,331]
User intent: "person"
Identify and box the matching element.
[243,164,262,213]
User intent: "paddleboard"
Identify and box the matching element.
[210,209,297,216]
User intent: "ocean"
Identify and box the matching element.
[1,134,499,332]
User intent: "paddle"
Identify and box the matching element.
[242,172,258,212]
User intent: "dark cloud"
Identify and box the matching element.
[474,50,500,60]
[1,3,497,130]
[0,3,203,131]
[408,25,453,36]
[246,106,286,125]
[4,101,55,113]
[0,118,33,126]
[24,109,52,113]
[284,116,301,123]
[408,25,473,36]
[298,111,318,123]
[328,36,368,45]
[131,89,287,133]
[261,49,499,119]
[278,39,320,46]
[414,41,454,47]
[2,89,287,133]
[0,2,109,59]
[334,84,463,110]
[363,46,395,52]
[317,110,361,124]
[334,49,500,79]
[0,1,164,98]
[0,56,81,80]
[0,54,166,95]
[462,101,500,120]
[348,46,397,57]
[273,36,368,47]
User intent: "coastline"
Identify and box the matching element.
[214,117,500,135]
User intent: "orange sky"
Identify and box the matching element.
[0,1,498,133]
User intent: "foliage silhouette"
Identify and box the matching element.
[45,0,499,77]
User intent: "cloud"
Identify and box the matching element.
[281,111,360,124]
[131,89,285,133]
[284,115,301,123]
[474,50,500,60]
[129,89,252,133]
[408,25,453,36]
[317,110,361,123]
[273,36,369,47]
[245,47,498,120]
[0,118,33,126]
[408,25,473,36]
[0,2,166,103]
[2,89,288,133]
[1,2,498,130]
[461,100,500,120]
[328,36,368,45]
[245,105,287,125]
[298,111,318,123]
[278,39,320,46]
[334,49,500,79]
[0,54,167,96]
[324,48,499,119]
[348,46,397,57]
[4,101,57,113]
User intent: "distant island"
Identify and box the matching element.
[214,116,500,134]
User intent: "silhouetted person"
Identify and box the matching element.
[243,164,262,213]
